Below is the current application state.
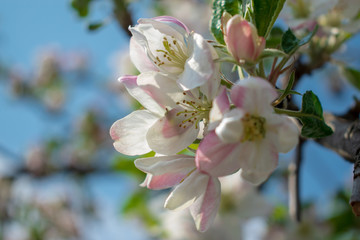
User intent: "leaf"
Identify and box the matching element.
[298,91,333,138]
[121,189,160,228]
[342,67,360,90]
[211,0,241,44]
[281,26,318,54]
[252,0,286,38]
[266,27,284,48]
[112,151,154,179]
[259,48,287,59]
[71,0,92,18]
[87,22,104,31]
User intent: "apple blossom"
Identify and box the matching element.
[196,77,299,185]
[135,155,221,232]
[110,71,220,156]
[129,16,218,90]
[223,14,265,63]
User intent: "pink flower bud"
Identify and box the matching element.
[224,15,266,63]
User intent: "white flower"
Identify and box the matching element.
[110,71,219,156]
[196,77,299,185]
[129,16,218,90]
[135,154,221,232]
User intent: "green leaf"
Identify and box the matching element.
[121,189,160,228]
[342,67,360,90]
[71,0,92,17]
[281,26,318,54]
[259,48,287,59]
[299,91,333,138]
[211,0,241,44]
[266,27,284,48]
[252,0,286,38]
[87,22,104,31]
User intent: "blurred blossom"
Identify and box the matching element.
[25,146,49,177]
[156,0,212,35]
[109,47,138,78]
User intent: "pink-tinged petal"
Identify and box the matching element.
[139,154,197,185]
[135,155,195,190]
[129,37,158,73]
[164,171,208,211]
[152,16,190,33]
[139,174,152,187]
[240,133,279,185]
[146,108,199,155]
[196,131,250,177]
[178,33,214,90]
[119,73,165,116]
[268,116,299,153]
[199,70,221,101]
[190,176,221,232]
[225,16,263,62]
[146,174,187,190]
[110,110,159,156]
[215,108,244,143]
[137,18,187,41]
[137,72,184,110]
[230,77,278,115]
[209,86,230,130]
[254,37,266,60]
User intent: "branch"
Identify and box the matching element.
[315,113,360,215]
[316,114,360,163]
[351,157,360,216]
[112,0,133,37]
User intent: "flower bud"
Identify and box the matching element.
[223,14,265,63]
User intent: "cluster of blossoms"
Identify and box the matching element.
[110,16,299,232]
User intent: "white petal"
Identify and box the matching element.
[178,33,215,90]
[146,108,199,155]
[137,72,184,109]
[272,116,299,153]
[240,133,279,185]
[208,87,230,131]
[129,37,158,73]
[119,74,165,116]
[230,77,278,116]
[190,176,221,232]
[137,18,187,41]
[215,108,244,143]
[135,155,195,190]
[134,155,195,175]
[110,110,158,156]
[164,171,208,211]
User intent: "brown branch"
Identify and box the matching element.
[315,113,360,215]
[112,0,133,37]
[351,157,360,216]
[316,114,360,163]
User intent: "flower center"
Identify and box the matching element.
[241,113,266,142]
[175,92,211,129]
[153,36,188,69]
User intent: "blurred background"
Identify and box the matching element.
[1,0,360,239]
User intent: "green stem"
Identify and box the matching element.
[274,107,323,121]
[258,60,266,78]
[238,66,245,80]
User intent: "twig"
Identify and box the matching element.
[112,0,133,37]
[289,137,304,222]
[350,156,360,216]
